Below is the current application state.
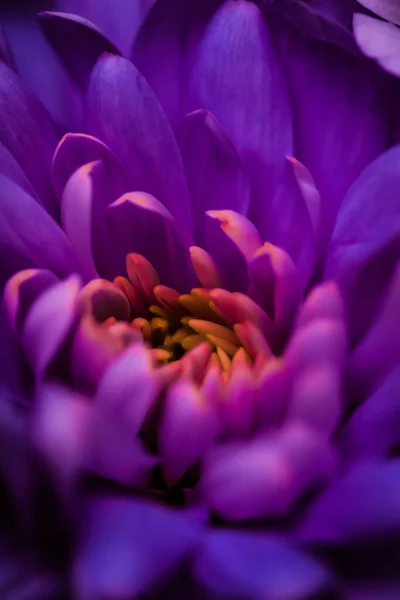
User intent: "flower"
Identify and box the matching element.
[0,1,400,599]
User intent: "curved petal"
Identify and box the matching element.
[341,367,400,461]
[356,0,400,25]
[74,496,201,598]
[0,300,23,394]
[22,276,81,381]
[190,0,293,239]
[0,23,14,68]
[0,176,85,285]
[52,132,132,201]
[0,60,59,217]
[87,53,192,230]
[38,11,121,90]
[106,192,196,292]
[325,145,400,342]
[354,13,400,78]
[178,109,250,245]
[132,0,221,126]
[0,140,37,198]
[298,461,400,544]
[274,21,388,251]
[195,530,330,600]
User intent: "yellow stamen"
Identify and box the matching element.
[181,334,205,351]
[188,319,239,345]
[206,334,238,358]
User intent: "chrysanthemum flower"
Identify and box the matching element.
[0,1,399,599]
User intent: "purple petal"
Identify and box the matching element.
[52,132,132,201]
[325,145,400,343]
[22,276,81,381]
[0,176,85,284]
[195,530,329,600]
[87,53,192,230]
[60,0,155,56]
[356,0,400,25]
[0,299,23,393]
[0,59,60,218]
[190,0,293,239]
[274,23,387,251]
[74,496,201,598]
[61,159,130,280]
[202,424,336,520]
[267,157,320,290]
[38,11,121,90]
[298,461,400,544]
[354,13,400,78]
[178,109,250,244]
[341,367,400,461]
[0,140,37,198]
[0,23,14,68]
[348,261,400,394]
[160,380,218,485]
[132,0,220,126]
[106,192,196,292]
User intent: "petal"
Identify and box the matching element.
[195,530,330,600]
[222,350,256,438]
[87,53,192,230]
[0,176,85,285]
[0,300,23,394]
[61,159,130,280]
[38,11,121,90]
[274,22,387,250]
[22,276,81,381]
[267,157,320,289]
[0,140,37,198]
[341,367,400,461]
[298,461,400,544]
[95,343,158,436]
[132,0,219,126]
[296,281,344,328]
[159,380,218,485]
[354,13,400,78]
[0,59,59,218]
[178,109,250,244]
[348,261,400,396]
[356,0,400,25]
[60,0,154,56]
[190,0,293,238]
[106,192,196,292]
[255,358,288,431]
[74,496,201,598]
[325,145,400,343]
[202,425,336,520]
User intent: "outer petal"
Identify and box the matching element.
[325,145,400,343]
[38,11,121,90]
[87,53,192,230]
[0,60,59,217]
[74,496,201,598]
[356,0,400,25]
[341,367,400,461]
[274,20,387,251]
[0,300,22,393]
[178,109,250,244]
[298,461,400,544]
[354,13,400,78]
[0,176,85,285]
[195,530,330,600]
[107,192,196,292]
[132,0,221,126]
[0,140,37,198]
[190,0,293,238]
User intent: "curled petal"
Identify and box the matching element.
[160,380,218,485]
[189,247,221,289]
[255,358,288,431]
[77,279,131,322]
[354,14,400,78]
[357,0,400,24]
[296,281,344,328]
[222,349,256,438]
[22,276,81,381]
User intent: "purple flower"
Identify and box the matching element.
[0,1,400,598]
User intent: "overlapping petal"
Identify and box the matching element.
[354,13,400,78]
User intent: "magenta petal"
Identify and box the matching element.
[325,145,400,342]
[38,11,121,90]
[22,276,81,381]
[87,53,192,230]
[190,0,293,238]
[354,13,400,78]
[0,176,85,284]
[52,132,132,201]
[341,368,400,462]
[298,461,400,544]
[179,109,250,244]
[0,60,59,218]
[107,192,196,291]
[74,496,201,598]
[195,530,329,600]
